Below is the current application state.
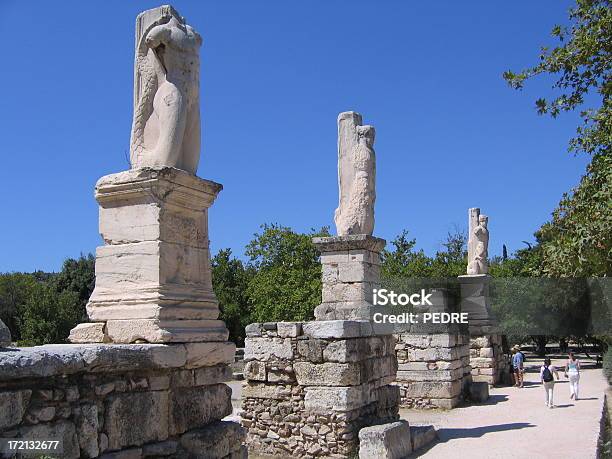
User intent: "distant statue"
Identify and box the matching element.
[467,210,489,275]
[334,112,376,236]
[130,5,202,174]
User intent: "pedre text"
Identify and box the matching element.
[372,312,469,324]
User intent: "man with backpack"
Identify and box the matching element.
[540,357,560,408]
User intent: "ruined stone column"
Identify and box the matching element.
[393,290,472,409]
[241,112,400,458]
[459,208,507,385]
[47,6,247,458]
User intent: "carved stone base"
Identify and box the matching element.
[71,167,228,344]
[313,235,385,321]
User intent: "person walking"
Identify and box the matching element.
[512,345,524,388]
[540,357,560,408]
[564,351,581,400]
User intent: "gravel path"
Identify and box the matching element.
[402,357,607,459]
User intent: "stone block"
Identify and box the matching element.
[0,344,191,379]
[322,282,374,303]
[105,319,229,344]
[320,250,350,264]
[469,382,490,402]
[179,421,245,458]
[294,362,361,386]
[297,339,325,362]
[479,347,495,358]
[302,320,372,339]
[396,368,463,383]
[399,333,458,348]
[142,440,178,456]
[245,323,263,337]
[338,261,379,283]
[406,347,459,362]
[76,404,99,458]
[0,390,31,430]
[184,342,236,368]
[242,383,292,400]
[149,374,170,390]
[244,361,267,381]
[410,425,437,452]
[105,392,169,450]
[277,322,302,338]
[68,323,108,344]
[359,420,412,459]
[19,420,79,459]
[244,337,293,361]
[169,384,232,435]
[194,365,233,386]
[304,385,368,412]
[405,380,462,399]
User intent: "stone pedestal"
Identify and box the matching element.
[458,274,506,385]
[393,290,472,409]
[313,235,385,321]
[241,321,399,458]
[394,331,471,409]
[70,167,229,344]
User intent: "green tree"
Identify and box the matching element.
[504,0,612,277]
[381,231,432,278]
[0,273,37,340]
[18,283,81,346]
[503,0,611,156]
[245,224,329,322]
[52,254,96,319]
[212,248,253,346]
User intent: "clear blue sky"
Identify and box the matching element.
[1,0,590,272]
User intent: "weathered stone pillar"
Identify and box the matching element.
[314,235,384,321]
[393,290,472,409]
[242,112,400,457]
[459,274,507,385]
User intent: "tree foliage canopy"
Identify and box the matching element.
[504,0,611,156]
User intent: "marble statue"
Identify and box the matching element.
[334,112,376,236]
[467,208,489,275]
[130,5,202,174]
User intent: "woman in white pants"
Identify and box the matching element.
[540,358,559,408]
[564,352,581,400]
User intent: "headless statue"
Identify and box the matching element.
[334,112,376,236]
[130,6,202,174]
[467,210,489,275]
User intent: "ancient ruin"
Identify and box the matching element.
[393,291,472,409]
[241,111,407,457]
[459,208,507,385]
[0,6,245,458]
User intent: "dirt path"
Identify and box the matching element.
[403,358,607,459]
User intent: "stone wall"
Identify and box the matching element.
[0,344,245,459]
[469,334,508,385]
[394,333,472,409]
[241,321,399,458]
